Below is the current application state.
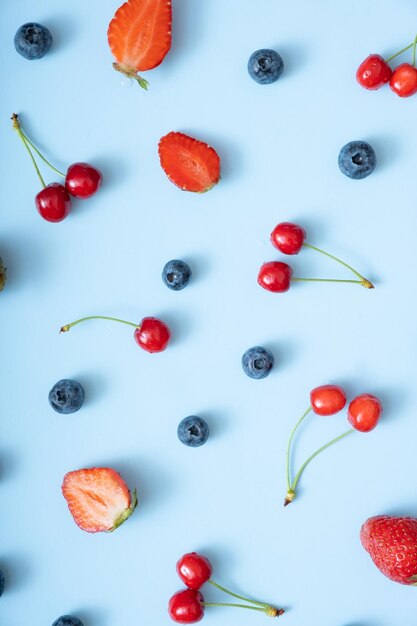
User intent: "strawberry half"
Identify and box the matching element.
[361,515,417,585]
[107,0,172,89]
[62,468,137,533]
[158,132,221,193]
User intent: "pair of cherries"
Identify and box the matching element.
[284,384,383,506]
[12,113,102,222]
[60,314,171,353]
[169,552,284,623]
[357,36,417,97]
[258,222,373,293]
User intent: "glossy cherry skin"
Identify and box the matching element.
[168,589,204,624]
[270,222,306,255]
[347,393,382,432]
[310,385,347,416]
[356,54,392,90]
[65,162,103,198]
[35,183,71,222]
[258,261,293,293]
[389,63,417,97]
[134,317,171,353]
[177,553,213,590]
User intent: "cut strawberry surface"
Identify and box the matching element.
[62,468,137,533]
[108,0,172,89]
[158,132,221,193]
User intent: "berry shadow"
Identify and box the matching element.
[162,0,210,68]
[42,14,79,55]
[263,339,298,372]
[0,448,19,483]
[0,235,45,293]
[182,129,244,184]
[0,554,33,593]
[70,607,109,626]
[196,409,232,440]
[180,253,212,286]
[71,372,108,408]
[364,134,402,174]
[88,154,133,190]
[156,309,195,348]
[270,42,311,78]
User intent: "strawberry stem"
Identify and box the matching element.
[208,580,269,609]
[284,428,354,506]
[11,113,46,188]
[60,315,139,333]
[386,40,415,63]
[201,602,284,617]
[286,406,312,492]
[20,131,65,178]
[112,63,149,90]
[302,243,373,287]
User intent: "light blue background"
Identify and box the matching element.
[1,1,417,624]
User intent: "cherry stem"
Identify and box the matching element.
[284,428,354,506]
[386,40,415,63]
[202,603,284,617]
[413,33,417,67]
[286,406,312,491]
[20,131,65,178]
[208,580,269,608]
[60,315,139,333]
[302,243,373,287]
[292,277,368,287]
[11,113,46,189]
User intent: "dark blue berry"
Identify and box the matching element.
[0,569,5,598]
[48,379,85,414]
[14,23,52,60]
[162,259,192,291]
[52,617,84,626]
[338,141,376,179]
[177,416,209,447]
[248,49,284,84]
[242,346,274,379]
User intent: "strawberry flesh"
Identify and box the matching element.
[158,132,221,193]
[62,468,137,533]
[361,515,417,584]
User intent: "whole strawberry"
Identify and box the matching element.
[361,515,417,585]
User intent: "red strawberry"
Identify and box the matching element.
[107,0,172,89]
[62,468,137,533]
[361,515,417,585]
[158,132,221,193]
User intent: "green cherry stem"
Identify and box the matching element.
[202,602,284,618]
[11,113,46,188]
[207,580,269,608]
[286,406,312,491]
[302,243,373,288]
[386,40,416,63]
[284,428,354,506]
[292,277,369,287]
[412,33,417,67]
[20,131,66,178]
[60,315,139,333]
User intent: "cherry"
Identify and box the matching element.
[310,384,347,416]
[60,314,171,353]
[35,183,71,222]
[65,162,103,199]
[356,54,392,90]
[168,589,205,624]
[177,553,212,590]
[257,262,293,293]
[390,63,417,97]
[270,222,306,255]
[347,393,382,432]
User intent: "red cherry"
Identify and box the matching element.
[168,589,204,624]
[310,385,347,416]
[347,393,382,432]
[389,63,417,97]
[35,183,71,222]
[270,222,306,255]
[177,553,213,590]
[356,54,392,90]
[134,317,171,353]
[65,162,103,198]
[258,262,293,293]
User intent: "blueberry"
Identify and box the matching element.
[242,346,274,379]
[0,569,5,597]
[48,379,85,414]
[162,259,191,291]
[338,141,376,179]
[0,257,6,292]
[52,617,84,626]
[177,416,209,447]
[14,23,52,60]
[248,49,284,84]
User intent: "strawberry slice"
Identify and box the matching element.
[107,0,172,89]
[62,468,137,533]
[158,132,221,193]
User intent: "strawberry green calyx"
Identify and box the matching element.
[0,257,6,291]
[111,489,138,531]
[112,63,149,90]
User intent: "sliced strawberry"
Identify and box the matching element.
[108,0,172,89]
[158,132,221,193]
[62,468,137,533]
